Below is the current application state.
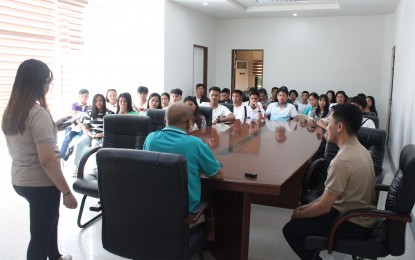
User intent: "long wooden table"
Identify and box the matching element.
[191,119,322,260]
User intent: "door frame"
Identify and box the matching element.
[193,45,208,90]
[231,49,264,91]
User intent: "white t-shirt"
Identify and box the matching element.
[246,103,265,120]
[200,102,232,122]
[297,102,311,114]
[233,103,246,120]
[265,102,298,121]
[361,118,376,129]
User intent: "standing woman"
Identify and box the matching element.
[2,59,77,260]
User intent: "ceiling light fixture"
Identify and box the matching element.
[293,13,298,16]
[203,2,208,6]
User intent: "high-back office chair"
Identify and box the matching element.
[221,102,234,112]
[97,148,207,260]
[199,106,213,127]
[303,144,415,260]
[146,108,166,132]
[72,115,151,228]
[302,127,387,204]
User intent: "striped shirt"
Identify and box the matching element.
[81,110,112,134]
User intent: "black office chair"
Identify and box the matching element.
[97,148,207,260]
[304,144,415,260]
[363,111,377,117]
[302,127,387,204]
[199,106,213,127]
[146,108,166,132]
[72,115,151,228]
[221,102,234,113]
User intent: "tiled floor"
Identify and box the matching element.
[1,147,414,259]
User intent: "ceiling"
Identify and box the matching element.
[169,0,400,18]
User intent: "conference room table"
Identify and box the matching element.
[191,119,322,260]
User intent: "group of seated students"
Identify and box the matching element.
[61,83,379,177]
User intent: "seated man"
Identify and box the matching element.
[232,89,246,120]
[194,83,209,105]
[245,90,265,121]
[170,88,183,103]
[297,90,311,114]
[143,103,223,213]
[132,86,148,112]
[265,88,298,121]
[349,96,376,129]
[283,104,376,260]
[60,88,90,160]
[201,86,235,124]
[219,88,232,103]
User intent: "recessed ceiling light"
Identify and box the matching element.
[293,13,298,17]
[203,2,208,6]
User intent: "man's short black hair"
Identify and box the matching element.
[250,90,259,97]
[232,89,243,96]
[209,86,221,93]
[302,91,309,96]
[331,103,362,135]
[277,88,288,96]
[79,89,89,95]
[221,88,230,94]
[350,96,367,109]
[289,90,298,97]
[170,88,183,96]
[196,83,205,89]
[137,86,148,94]
[271,87,278,91]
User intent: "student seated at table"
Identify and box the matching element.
[349,96,376,129]
[219,88,232,104]
[143,103,223,216]
[201,86,235,125]
[170,88,183,103]
[133,86,148,112]
[184,96,207,131]
[283,104,376,260]
[138,93,162,116]
[117,92,137,115]
[246,90,265,121]
[232,89,246,120]
[264,88,298,121]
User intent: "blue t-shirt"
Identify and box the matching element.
[143,126,221,212]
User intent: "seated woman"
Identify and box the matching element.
[72,94,113,176]
[161,92,170,110]
[106,89,118,113]
[303,92,319,117]
[139,93,162,116]
[117,92,137,115]
[326,90,336,105]
[365,95,378,116]
[310,94,329,125]
[258,88,271,110]
[184,96,207,131]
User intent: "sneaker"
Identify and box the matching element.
[71,165,78,178]
[63,145,74,161]
[59,255,72,260]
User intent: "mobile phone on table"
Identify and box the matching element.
[244,172,257,178]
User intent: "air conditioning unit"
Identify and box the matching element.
[235,60,248,91]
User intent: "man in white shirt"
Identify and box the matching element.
[194,83,209,105]
[232,89,246,120]
[133,86,148,112]
[350,96,376,129]
[297,91,311,114]
[265,88,298,121]
[201,86,235,124]
[245,90,265,121]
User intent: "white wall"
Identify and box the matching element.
[77,0,165,99]
[215,16,386,109]
[164,1,217,98]
[388,0,415,165]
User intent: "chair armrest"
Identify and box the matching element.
[303,158,325,188]
[375,184,390,192]
[327,208,412,254]
[76,146,101,178]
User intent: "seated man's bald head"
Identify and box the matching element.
[166,103,193,127]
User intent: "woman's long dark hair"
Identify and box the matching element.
[184,96,203,129]
[2,59,52,135]
[315,94,329,119]
[326,90,336,104]
[367,96,378,116]
[105,88,117,102]
[91,94,107,118]
[147,93,162,109]
[116,92,134,114]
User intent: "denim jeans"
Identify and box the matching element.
[60,127,83,158]
[13,185,62,260]
[283,208,372,260]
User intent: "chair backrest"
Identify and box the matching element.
[97,148,190,259]
[363,115,379,129]
[103,114,150,149]
[221,102,234,112]
[199,106,213,126]
[363,111,377,117]
[146,108,166,132]
[385,144,415,255]
[356,127,387,183]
